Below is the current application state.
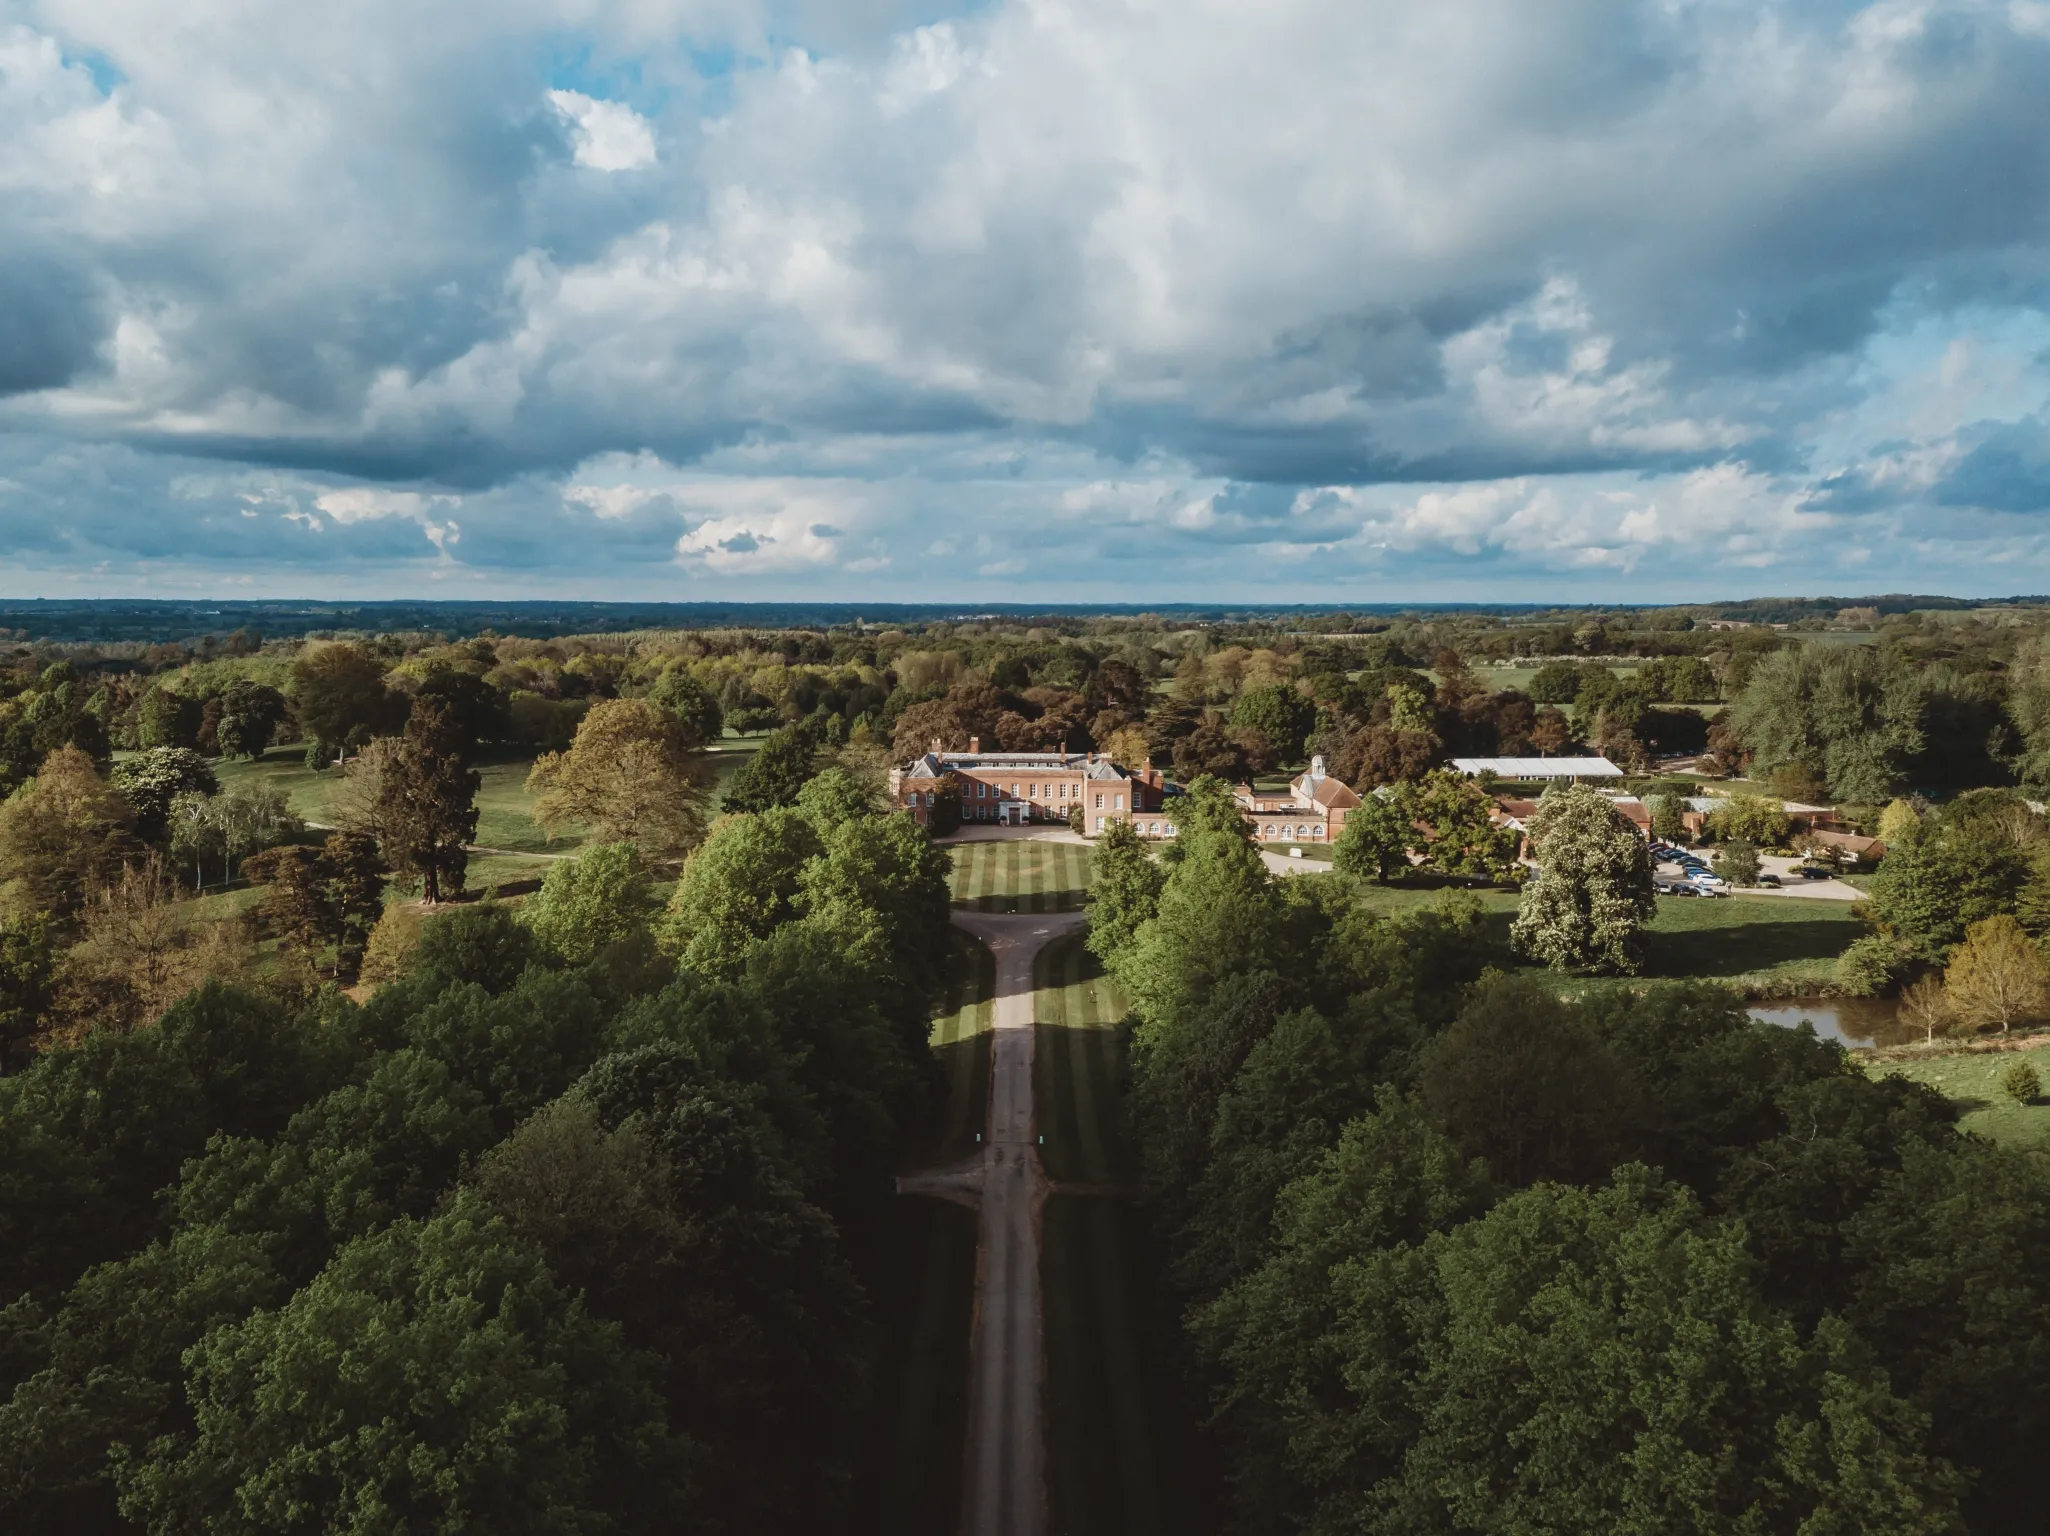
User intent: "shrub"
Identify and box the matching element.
[1999,1058,2041,1106]
[1836,933,1911,997]
[359,902,422,984]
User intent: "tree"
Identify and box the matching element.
[289,642,396,758]
[1408,768,1520,881]
[1649,792,1689,842]
[136,685,200,750]
[1710,792,1792,847]
[1866,812,2030,959]
[1512,783,1655,973]
[1714,838,1761,887]
[0,746,138,921]
[1229,686,1315,763]
[659,809,823,974]
[647,667,723,744]
[241,844,333,953]
[1530,706,1573,756]
[119,1204,688,1534]
[242,833,384,975]
[1331,790,1412,882]
[412,670,511,753]
[1898,975,1953,1044]
[1879,797,1922,850]
[722,722,820,813]
[213,680,288,760]
[1943,915,2049,1035]
[2000,1058,2041,1105]
[1086,818,1165,966]
[0,911,55,1073]
[523,843,656,964]
[1102,724,1152,771]
[376,696,480,904]
[111,747,218,843]
[528,699,711,861]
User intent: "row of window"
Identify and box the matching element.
[903,785,1125,810]
[1257,823,1324,840]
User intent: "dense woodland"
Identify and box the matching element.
[1094,783,2050,1536]
[5,601,2050,1532]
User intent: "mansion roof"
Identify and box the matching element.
[899,750,1132,783]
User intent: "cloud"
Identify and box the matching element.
[0,2,2048,596]
[546,90,657,172]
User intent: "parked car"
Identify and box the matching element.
[1755,873,1782,887]
[1656,879,1701,896]
[1798,864,1833,879]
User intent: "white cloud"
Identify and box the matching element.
[547,89,658,172]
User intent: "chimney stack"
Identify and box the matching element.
[1311,754,1326,778]
[968,736,980,754]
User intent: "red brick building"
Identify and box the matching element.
[1232,757,1361,844]
[889,739,1168,832]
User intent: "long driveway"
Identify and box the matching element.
[943,908,1085,1536]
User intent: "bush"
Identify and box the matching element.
[1836,933,1911,997]
[359,903,422,984]
[1713,839,1760,888]
[1999,1058,2041,1105]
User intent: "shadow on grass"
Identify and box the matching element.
[850,1198,976,1536]
[1645,917,1861,979]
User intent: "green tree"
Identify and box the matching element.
[723,723,821,813]
[1865,810,2030,959]
[1331,789,1412,882]
[1709,792,1792,846]
[1407,768,1519,880]
[0,912,55,1074]
[1511,785,1655,973]
[212,680,287,760]
[1648,791,1689,842]
[646,667,723,744]
[375,696,480,904]
[0,747,139,922]
[289,642,397,758]
[136,686,200,750]
[1714,837,1761,887]
[528,699,712,860]
[111,748,218,844]
[119,1203,688,1534]
[793,765,878,833]
[1085,817,1164,966]
[1229,686,1316,763]
[523,842,657,964]
[658,809,822,975]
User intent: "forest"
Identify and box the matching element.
[4,598,2050,1532]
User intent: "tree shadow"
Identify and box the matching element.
[1645,918,1857,979]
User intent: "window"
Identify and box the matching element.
[977,782,986,798]
[1094,793,1103,809]
[1010,784,1020,797]
[1094,816,1104,832]
[1114,793,1124,809]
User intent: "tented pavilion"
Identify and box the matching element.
[1449,756,1625,782]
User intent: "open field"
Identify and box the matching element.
[1031,933,1191,1535]
[1345,881,1863,993]
[1865,1044,2050,1151]
[947,837,1093,913]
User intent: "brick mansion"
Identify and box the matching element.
[887,740,1361,843]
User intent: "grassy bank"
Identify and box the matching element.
[1864,1043,2050,1151]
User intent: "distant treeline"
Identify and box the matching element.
[0,594,2024,645]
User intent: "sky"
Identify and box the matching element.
[2,0,2050,604]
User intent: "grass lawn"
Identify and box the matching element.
[853,927,997,1532]
[853,1200,976,1536]
[1342,881,1864,993]
[947,838,1093,913]
[928,929,995,1163]
[1865,1044,2050,1151]
[1030,933,1190,1536]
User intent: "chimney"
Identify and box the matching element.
[930,737,944,758]
[1310,754,1326,778]
[968,736,980,754]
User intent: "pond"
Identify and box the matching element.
[1747,997,1920,1049]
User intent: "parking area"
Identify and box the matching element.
[1651,843,1864,902]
